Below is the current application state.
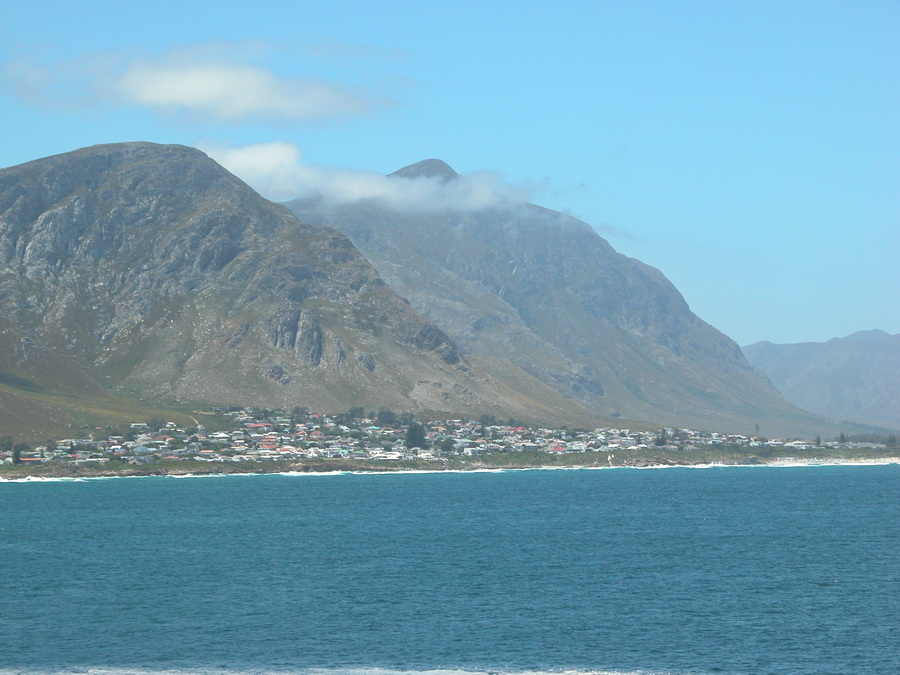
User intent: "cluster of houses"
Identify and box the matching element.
[2,409,890,467]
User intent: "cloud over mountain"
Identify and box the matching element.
[205,141,535,209]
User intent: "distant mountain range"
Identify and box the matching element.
[0,143,836,438]
[743,330,900,430]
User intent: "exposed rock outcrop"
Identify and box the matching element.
[287,161,828,436]
[0,143,573,422]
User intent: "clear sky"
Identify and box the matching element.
[1,1,897,346]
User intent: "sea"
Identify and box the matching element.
[1,464,897,675]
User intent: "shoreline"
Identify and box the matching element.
[2,456,898,482]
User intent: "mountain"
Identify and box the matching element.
[743,331,900,430]
[0,142,590,430]
[286,160,826,437]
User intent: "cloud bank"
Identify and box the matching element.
[203,142,529,211]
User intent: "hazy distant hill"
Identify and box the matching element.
[287,159,825,436]
[0,143,583,429]
[743,330,900,430]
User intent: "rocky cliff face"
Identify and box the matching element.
[287,161,825,436]
[744,331,900,430]
[0,143,571,421]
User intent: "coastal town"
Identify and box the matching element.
[1,408,894,473]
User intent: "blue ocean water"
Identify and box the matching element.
[1,465,897,675]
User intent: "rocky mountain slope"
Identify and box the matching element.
[743,330,900,430]
[287,160,827,436]
[0,143,583,425]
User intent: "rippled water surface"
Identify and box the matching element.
[2,465,898,675]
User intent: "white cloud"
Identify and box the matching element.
[2,44,386,124]
[118,59,376,123]
[203,141,528,210]
[201,142,310,201]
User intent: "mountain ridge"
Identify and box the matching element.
[286,159,830,437]
[0,145,855,437]
[1,143,602,430]
[743,331,900,430]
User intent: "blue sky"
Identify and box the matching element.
[1,0,897,346]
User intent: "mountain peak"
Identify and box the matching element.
[2,142,528,421]
[389,159,458,180]
[840,329,892,343]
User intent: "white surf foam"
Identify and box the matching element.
[3,457,896,484]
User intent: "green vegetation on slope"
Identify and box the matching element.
[0,380,196,440]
